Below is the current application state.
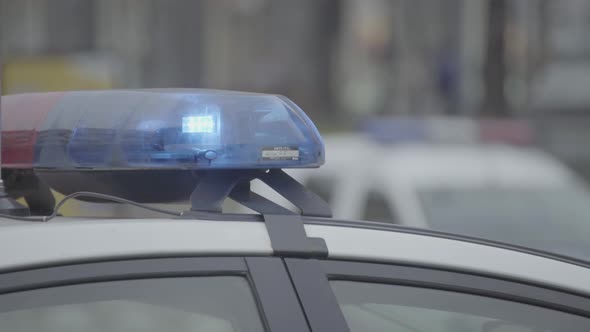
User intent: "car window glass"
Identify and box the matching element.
[362,190,396,223]
[331,280,589,332]
[0,276,265,332]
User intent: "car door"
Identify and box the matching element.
[0,257,309,332]
[285,258,590,332]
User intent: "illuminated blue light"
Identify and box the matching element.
[183,115,216,133]
[32,89,325,170]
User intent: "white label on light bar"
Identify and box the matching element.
[261,147,300,160]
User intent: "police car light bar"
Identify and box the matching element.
[0,89,331,218]
[1,89,325,170]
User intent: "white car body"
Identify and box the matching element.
[2,216,590,331]
[0,217,589,295]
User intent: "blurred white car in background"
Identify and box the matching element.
[252,118,590,260]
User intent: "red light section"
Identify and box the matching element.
[1,92,64,168]
[479,119,534,146]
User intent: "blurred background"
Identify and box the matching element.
[2,0,590,184]
[3,0,590,180]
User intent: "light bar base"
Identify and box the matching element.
[189,169,332,217]
[0,185,30,216]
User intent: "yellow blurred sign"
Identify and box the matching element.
[2,55,113,94]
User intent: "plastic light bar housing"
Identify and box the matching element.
[1,89,325,170]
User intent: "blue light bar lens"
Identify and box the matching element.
[33,89,325,170]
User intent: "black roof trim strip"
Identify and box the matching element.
[303,218,590,269]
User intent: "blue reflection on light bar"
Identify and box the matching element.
[183,115,216,133]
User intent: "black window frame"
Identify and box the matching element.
[0,257,310,332]
[284,258,590,332]
[3,256,590,332]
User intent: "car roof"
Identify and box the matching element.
[1,217,589,296]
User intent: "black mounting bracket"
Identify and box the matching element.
[187,169,331,258]
[2,167,332,258]
[189,169,332,217]
[2,169,53,215]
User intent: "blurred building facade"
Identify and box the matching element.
[3,0,590,115]
[1,0,341,122]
